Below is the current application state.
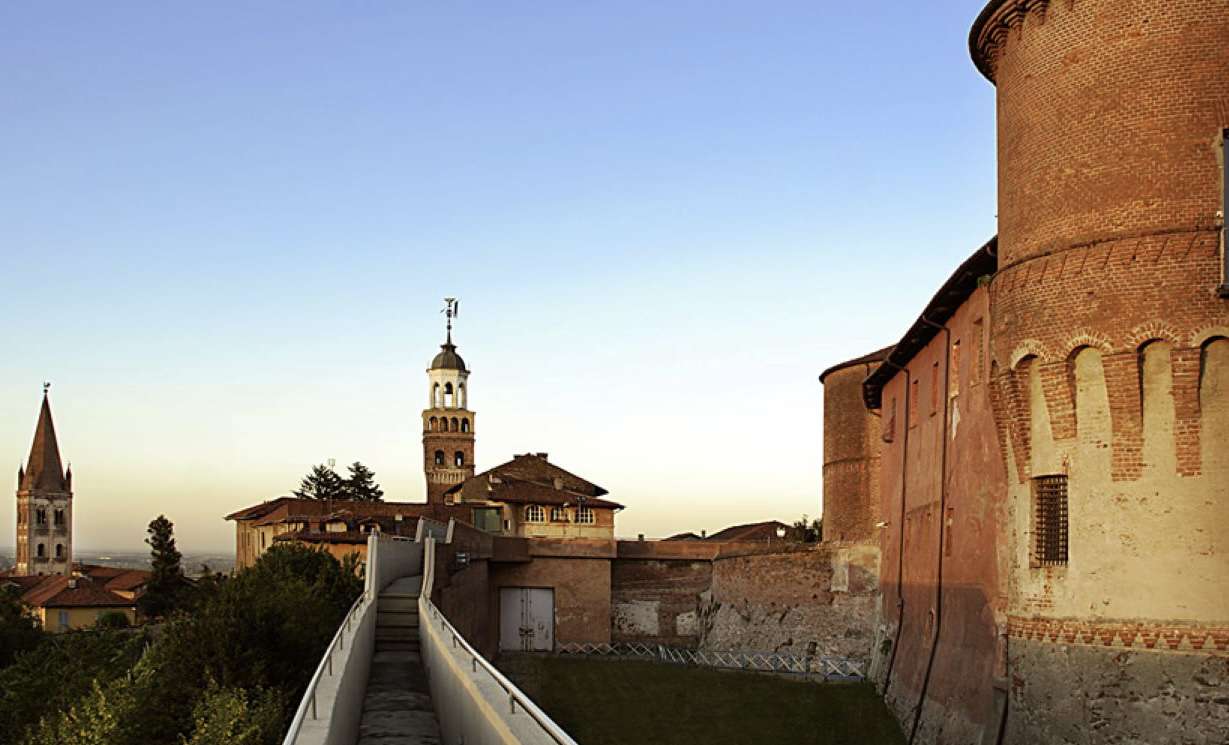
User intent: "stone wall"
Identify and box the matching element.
[610,558,712,646]
[698,544,878,663]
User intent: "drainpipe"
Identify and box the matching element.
[908,314,952,745]
[880,359,910,696]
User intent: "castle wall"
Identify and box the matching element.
[489,557,612,647]
[699,544,877,663]
[610,557,711,646]
[821,361,884,543]
[874,288,1010,744]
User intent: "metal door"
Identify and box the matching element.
[499,587,554,652]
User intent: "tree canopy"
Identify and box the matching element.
[137,514,187,618]
[293,462,383,501]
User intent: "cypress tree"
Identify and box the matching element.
[139,514,185,618]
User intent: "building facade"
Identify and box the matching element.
[829,2,1229,742]
[14,390,73,577]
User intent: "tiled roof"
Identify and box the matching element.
[705,520,790,542]
[103,569,151,592]
[818,345,894,383]
[447,453,608,499]
[469,476,623,509]
[20,575,133,609]
[664,532,703,541]
[228,497,431,524]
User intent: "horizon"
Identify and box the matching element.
[1,1,997,553]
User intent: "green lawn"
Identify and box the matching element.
[500,656,905,745]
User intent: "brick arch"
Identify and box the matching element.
[1009,340,1052,369]
[1063,331,1113,359]
[1190,326,1229,349]
[1126,321,1183,351]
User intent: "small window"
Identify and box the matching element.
[58,609,69,631]
[36,543,45,558]
[461,418,470,433]
[54,543,64,559]
[525,505,545,523]
[54,509,65,526]
[551,506,567,522]
[444,382,454,407]
[972,319,985,385]
[950,341,961,398]
[36,508,47,525]
[428,416,437,432]
[454,451,464,467]
[931,361,940,415]
[434,450,445,466]
[909,378,919,427]
[1032,475,1069,567]
[577,507,595,525]
[882,397,897,443]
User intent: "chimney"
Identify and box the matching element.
[67,578,77,589]
[701,530,707,539]
[638,533,645,542]
[535,452,548,460]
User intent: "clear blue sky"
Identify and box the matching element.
[0,2,997,551]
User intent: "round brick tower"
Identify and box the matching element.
[972,2,1229,742]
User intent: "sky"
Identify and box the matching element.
[0,2,997,552]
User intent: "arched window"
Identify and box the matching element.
[444,382,454,408]
[525,505,545,523]
[428,416,438,431]
[53,509,64,526]
[461,418,470,433]
[451,417,459,432]
[432,383,440,408]
[36,543,45,558]
[551,506,567,522]
[55,543,64,559]
[577,507,595,524]
[434,450,445,466]
[454,451,464,467]
[458,383,466,408]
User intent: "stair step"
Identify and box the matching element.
[378,596,418,612]
[377,611,419,628]
[376,627,417,640]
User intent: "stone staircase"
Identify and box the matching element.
[357,576,441,745]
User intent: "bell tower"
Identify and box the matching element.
[15,384,73,576]
[422,298,475,504]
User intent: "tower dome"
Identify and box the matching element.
[430,341,467,372]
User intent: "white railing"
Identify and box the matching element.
[556,642,867,681]
[419,535,579,745]
[281,535,380,745]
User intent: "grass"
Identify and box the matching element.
[500,656,905,745]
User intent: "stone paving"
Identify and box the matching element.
[357,577,441,745]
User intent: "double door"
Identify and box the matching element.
[499,587,554,652]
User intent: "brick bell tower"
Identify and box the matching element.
[422,298,475,504]
[15,384,73,576]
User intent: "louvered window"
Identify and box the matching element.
[1032,475,1069,566]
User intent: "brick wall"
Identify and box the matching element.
[822,362,883,543]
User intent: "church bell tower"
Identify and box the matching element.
[422,299,475,504]
[15,385,73,576]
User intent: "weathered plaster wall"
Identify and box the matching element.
[698,545,878,662]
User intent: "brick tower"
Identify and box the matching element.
[971,2,1229,742]
[15,386,73,576]
[422,299,475,504]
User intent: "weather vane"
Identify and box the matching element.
[441,297,459,341]
[43,381,50,395]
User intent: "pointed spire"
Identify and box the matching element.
[22,386,67,493]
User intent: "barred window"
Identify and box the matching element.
[577,507,595,524]
[550,506,567,522]
[525,505,545,523]
[1032,475,1069,566]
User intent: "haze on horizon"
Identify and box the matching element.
[1,2,996,552]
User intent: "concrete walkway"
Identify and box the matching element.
[357,576,441,745]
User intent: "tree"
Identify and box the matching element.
[138,515,186,619]
[0,585,44,668]
[792,514,822,543]
[292,464,344,500]
[341,461,384,501]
